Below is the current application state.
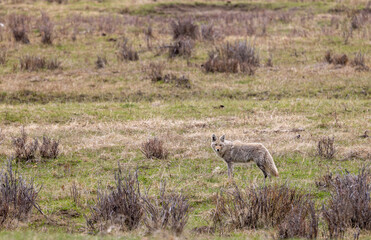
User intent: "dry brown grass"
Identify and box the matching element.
[7,13,30,44]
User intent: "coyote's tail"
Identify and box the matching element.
[266,151,279,177]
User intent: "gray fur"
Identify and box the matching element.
[211,134,279,179]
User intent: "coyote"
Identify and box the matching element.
[211,134,279,179]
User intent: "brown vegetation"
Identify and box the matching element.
[140,137,169,159]
[19,55,61,71]
[7,14,30,44]
[12,128,39,162]
[39,136,60,159]
[317,136,335,159]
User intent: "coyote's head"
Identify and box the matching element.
[211,134,225,154]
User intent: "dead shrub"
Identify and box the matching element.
[38,12,54,44]
[201,24,220,41]
[317,136,335,159]
[146,62,165,82]
[142,181,189,236]
[95,55,107,69]
[211,184,308,231]
[70,181,80,205]
[171,19,199,40]
[7,14,30,44]
[39,136,59,159]
[86,164,143,232]
[203,41,259,75]
[278,199,318,239]
[351,51,369,71]
[12,128,39,162]
[0,159,40,226]
[19,55,61,71]
[325,51,348,66]
[168,38,194,58]
[322,167,371,238]
[0,49,7,65]
[117,39,139,61]
[141,137,168,159]
[315,172,333,190]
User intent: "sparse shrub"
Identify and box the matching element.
[0,49,7,65]
[325,51,348,66]
[163,74,191,89]
[201,24,220,41]
[0,158,40,225]
[39,136,59,159]
[322,168,371,238]
[278,199,318,239]
[86,165,143,231]
[142,181,189,235]
[171,19,199,40]
[38,12,54,44]
[212,184,308,231]
[351,51,369,71]
[141,137,168,159]
[117,39,139,61]
[12,128,39,162]
[95,55,107,69]
[144,25,154,49]
[7,14,30,44]
[203,41,259,75]
[19,55,61,71]
[70,181,80,205]
[315,172,333,190]
[168,38,194,58]
[317,136,335,159]
[147,62,165,82]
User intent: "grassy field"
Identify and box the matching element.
[0,0,370,239]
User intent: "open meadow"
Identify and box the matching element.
[0,0,370,239]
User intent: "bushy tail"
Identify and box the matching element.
[266,151,279,177]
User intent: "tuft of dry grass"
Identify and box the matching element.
[212,184,308,231]
[278,199,318,239]
[351,51,369,71]
[142,181,189,236]
[146,62,165,82]
[19,55,61,71]
[203,40,259,75]
[322,167,371,239]
[117,39,139,61]
[140,137,169,159]
[86,164,143,232]
[95,55,108,69]
[0,49,7,65]
[12,128,39,162]
[201,24,220,41]
[171,19,199,40]
[38,12,54,44]
[168,38,194,58]
[325,51,348,66]
[39,136,60,159]
[317,136,335,159]
[0,158,40,225]
[7,13,30,44]
[70,181,80,205]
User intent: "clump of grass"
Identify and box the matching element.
[117,39,139,61]
[39,136,60,159]
[203,41,259,75]
[171,19,199,40]
[212,184,308,231]
[322,167,371,239]
[86,164,143,232]
[144,25,154,50]
[325,51,348,66]
[38,12,54,44]
[317,136,335,159]
[7,13,30,44]
[278,199,318,239]
[146,62,165,82]
[19,55,61,71]
[201,24,220,41]
[95,55,108,69]
[0,158,40,226]
[0,49,7,65]
[168,38,194,58]
[140,137,169,159]
[70,181,80,205]
[315,172,333,190]
[351,51,369,71]
[142,181,189,236]
[12,128,39,162]
[163,74,191,89]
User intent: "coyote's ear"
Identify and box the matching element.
[212,134,217,142]
[220,135,225,142]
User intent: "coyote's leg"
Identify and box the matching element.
[227,162,233,179]
[256,161,268,179]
